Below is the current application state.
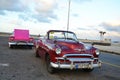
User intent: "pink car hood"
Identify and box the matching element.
[14,29,29,40]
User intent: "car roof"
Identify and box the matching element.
[48,30,74,33]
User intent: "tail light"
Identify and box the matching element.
[9,36,14,41]
[29,37,34,42]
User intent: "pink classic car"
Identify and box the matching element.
[8,29,34,49]
[35,30,101,73]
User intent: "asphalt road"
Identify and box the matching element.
[0,36,120,80]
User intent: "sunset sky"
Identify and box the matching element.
[0,0,120,41]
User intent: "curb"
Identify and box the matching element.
[99,49,120,55]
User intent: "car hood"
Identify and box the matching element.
[55,40,85,52]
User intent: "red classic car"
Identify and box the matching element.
[8,29,34,49]
[35,30,101,73]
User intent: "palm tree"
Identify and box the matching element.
[99,31,106,41]
[99,31,103,40]
[103,32,106,35]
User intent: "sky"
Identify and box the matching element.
[0,0,120,41]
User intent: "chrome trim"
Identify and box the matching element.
[63,54,93,58]
[67,58,94,62]
[8,42,34,46]
[50,60,101,69]
[94,58,99,59]
[54,54,101,69]
[56,57,93,62]
[8,42,17,45]
[56,57,64,60]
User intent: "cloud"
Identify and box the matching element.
[33,0,57,13]
[0,0,58,22]
[77,27,90,30]
[73,0,92,3]
[19,14,28,21]
[0,11,5,15]
[77,25,98,31]
[30,0,58,22]
[1,0,92,23]
[99,22,120,33]
[32,15,51,23]
[72,14,79,17]
[0,0,25,11]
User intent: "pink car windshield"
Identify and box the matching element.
[14,29,29,40]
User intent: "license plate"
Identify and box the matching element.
[75,63,89,68]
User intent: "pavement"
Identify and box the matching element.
[94,43,120,55]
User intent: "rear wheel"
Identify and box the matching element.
[46,55,55,74]
[9,45,13,49]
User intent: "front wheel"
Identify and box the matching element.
[35,49,40,57]
[46,55,55,74]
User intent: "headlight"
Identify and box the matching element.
[56,48,62,54]
[95,49,100,55]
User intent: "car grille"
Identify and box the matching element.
[56,54,94,64]
[63,54,93,58]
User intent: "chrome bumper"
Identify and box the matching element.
[8,42,34,46]
[51,57,101,69]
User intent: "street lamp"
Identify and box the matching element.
[67,0,71,31]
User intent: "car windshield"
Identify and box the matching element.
[49,31,78,41]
